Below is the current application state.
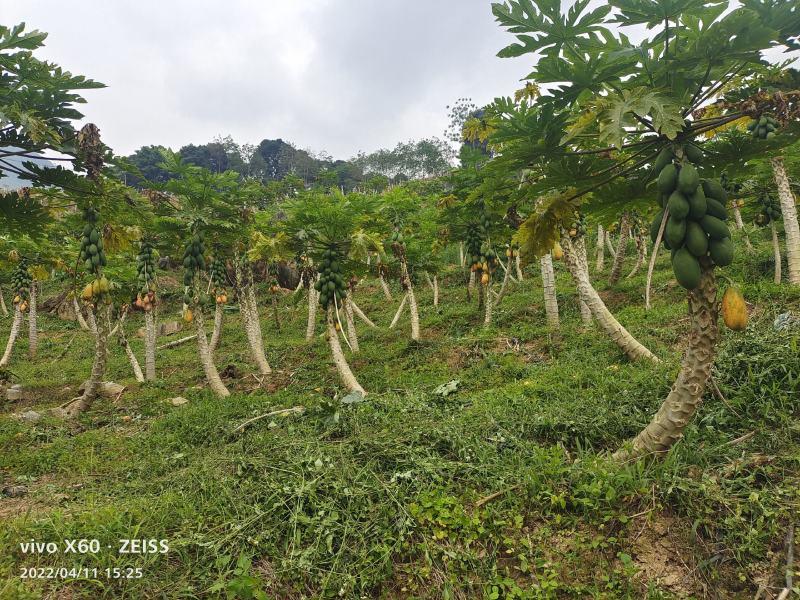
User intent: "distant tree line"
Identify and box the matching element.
[122,134,454,195]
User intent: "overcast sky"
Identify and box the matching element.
[2,0,532,159]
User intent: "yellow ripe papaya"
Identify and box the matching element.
[481,273,489,285]
[552,242,564,260]
[183,309,193,323]
[506,249,512,258]
[81,284,94,301]
[721,287,747,331]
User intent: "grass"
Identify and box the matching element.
[0,228,798,599]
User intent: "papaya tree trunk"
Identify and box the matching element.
[605,231,617,259]
[459,242,465,267]
[60,305,110,417]
[86,308,97,335]
[496,255,513,307]
[144,309,156,381]
[209,302,224,352]
[72,296,92,332]
[433,276,439,307]
[771,221,782,285]
[306,285,319,341]
[574,237,593,327]
[732,207,754,251]
[390,294,408,329]
[195,305,230,397]
[326,307,365,395]
[343,296,359,352]
[626,230,646,279]
[118,313,144,383]
[595,224,605,272]
[27,281,37,358]
[515,254,523,280]
[771,157,800,284]
[540,254,560,330]
[379,274,393,301]
[243,283,271,375]
[562,237,657,362]
[0,287,7,317]
[483,277,494,327]
[614,259,717,460]
[467,270,475,301]
[350,300,377,328]
[0,306,23,367]
[609,212,630,285]
[646,209,670,310]
[400,258,420,341]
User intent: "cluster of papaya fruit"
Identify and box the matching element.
[11,260,31,312]
[746,114,779,139]
[651,144,733,289]
[388,229,405,246]
[209,256,228,304]
[134,242,156,311]
[505,242,519,259]
[755,194,781,226]
[80,275,113,304]
[477,244,499,285]
[566,211,586,238]
[181,232,205,321]
[465,224,484,272]
[182,233,206,281]
[314,247,347,310]
[79,207,106,274]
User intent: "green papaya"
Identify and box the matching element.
[667,191,690,219]
[665,216,687,247]
[700,215,730,240]
[701,179,727,203]
[650,210,665,244]
[672,248,701,290]
[677,164,700,194]
[685,221,708,257]
[688,187,707,220]
[705,197,728,220]
[684,143,704,164]
[653,147,674,173]
[709,237,733,266]
[89,230,99,244]
[91,254,100,267]
[657,164,678,194]
[83,224,93,236]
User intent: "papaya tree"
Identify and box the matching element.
[156,153,248,397]
[491,0,796,458]
[281,190,382,395]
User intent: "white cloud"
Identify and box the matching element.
[1,0,530,158]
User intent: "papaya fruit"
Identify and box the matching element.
[709,237,734,266]
[700,214,730,240]
[552,242,563,260]
[684,143,704,164]
[653,147,673,173]
[701,179,727,203]
[665,216,687,247]
[688,187,707,220]
[721,287,747,330]
[650,209,665,244]
[677,164,700,194]
[657,164,678,194]
[685,221,708,257]
[481,273,489,285]
[705,197,728,220]
[672,248,701,289]
[667,191,690,219]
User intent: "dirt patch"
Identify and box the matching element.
[0,474,77,520]
[628,514,703,597]
[597,289,629,309]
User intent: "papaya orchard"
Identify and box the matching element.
[1,6,800,599]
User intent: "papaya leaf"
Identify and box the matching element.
[513,189,582,262]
